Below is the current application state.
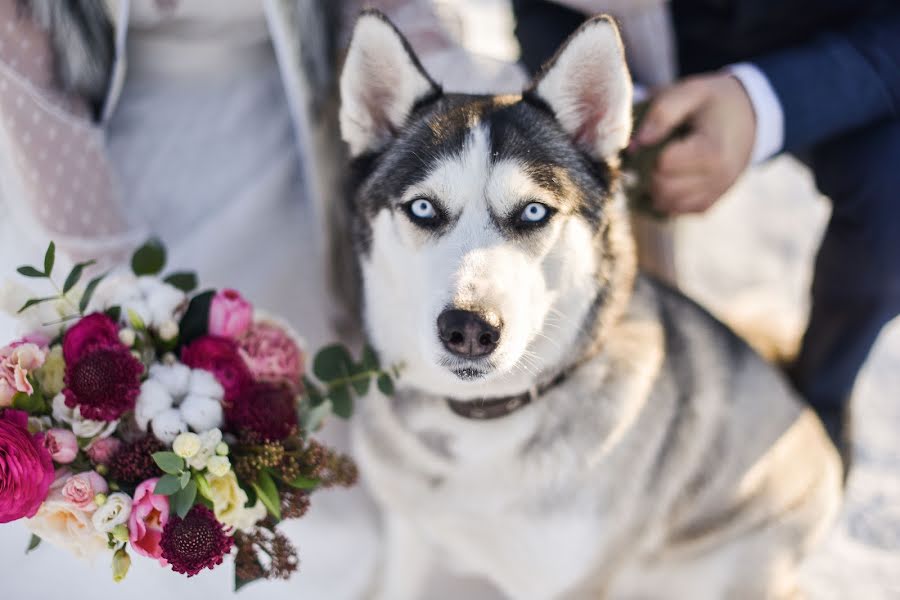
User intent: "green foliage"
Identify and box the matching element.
[154,474,182,496]
[172,480,198,518]
[178,290,215,347]
[152,451,185,475]
[286,475,319,490]
[163,271,198,293]
[79,273,107,313]
[305,343,396,423]
[131,239,166,276]
[252,470,281,521]
[63,260,96,294]
[16,266,45,278]
[26,535,41,554]
[17,296,56,314]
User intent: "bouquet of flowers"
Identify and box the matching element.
[0,240,395,589]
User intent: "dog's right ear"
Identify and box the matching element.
[340,10,440,157]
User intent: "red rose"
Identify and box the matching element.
[181,336,252,402]
[0,409,54,523]
[62,313,143,422]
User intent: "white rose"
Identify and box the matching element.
[206,471,267,533]
[51,395,117,439]
[91,492,132,533]
[206,455,231,477]
[27,491,108,560]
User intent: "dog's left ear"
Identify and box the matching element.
[340,10,440,157]
[528,16,632,162]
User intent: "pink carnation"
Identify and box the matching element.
[129,478,170,563]
[238,322,304,388]
[0,409,54,523]
[61,471,108,510]
[0,342,48,407]
[208,289,253,339]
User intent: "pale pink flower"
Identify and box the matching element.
[238,321,304,388]
[208,289,253,339]
[0,342,48,407]
[86,437,122,464]
[129,478,170,563]
[61,471,108,511]
[44,428,78,464]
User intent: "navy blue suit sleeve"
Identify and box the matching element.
[754,12,900,152]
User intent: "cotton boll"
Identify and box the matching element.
[138,277,185,325]
[149,363,191,398]
[151,408,187,444]
[180,395,223,432]
[135,379,173,431]
[188,369,224,400]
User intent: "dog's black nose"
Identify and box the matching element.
[437,309,501,358]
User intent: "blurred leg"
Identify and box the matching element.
[791,120,900,439]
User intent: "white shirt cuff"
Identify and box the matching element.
[727,63,785,164]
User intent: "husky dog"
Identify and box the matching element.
[339,11,842,600]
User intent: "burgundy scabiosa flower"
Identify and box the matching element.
[225,381,298,441]
[62,313,143,421]
[108,436,164,484]
[160,505,234,576]
[181,336,251,402]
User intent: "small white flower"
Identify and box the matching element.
[206,455,231,477]
[173,432,202,458]
[158,320,179,342]
[151,408,187,444]
[118,328,136,347]
[91,492,132,533]
[215,442,229,456]
[186,428,223,470]
[134,363,224,442]
[89,272,186,329]
[52,394,117,439]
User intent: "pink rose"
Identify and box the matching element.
[0,409,54,523]
[61,471,108,510]
[0,342,48,407]
[129,478,170,563]
[238,322,304,388]
[44,428,78,464]
[181,336,252,402]
[86,437,122,464]
[208,289,253,339]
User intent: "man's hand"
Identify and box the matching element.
[633,74,756,215]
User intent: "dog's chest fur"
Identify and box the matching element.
[352,286,673,597]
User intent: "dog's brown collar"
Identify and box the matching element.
[446,370,570,420]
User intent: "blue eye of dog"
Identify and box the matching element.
[520,202,550,224]
[406,198,437,221]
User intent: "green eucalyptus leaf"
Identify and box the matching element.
[301,399,332,433]
[313,344,354,382]
[329,384,353,419]
[105,305,122,323]
[179,470,191,489]
[79,273,107,313]
[173,480,197,518]
[63,260,96,294]
[163,271,198,293]
[151,451,184,475]
[26,534,41,554]
[286,475,319,490]
[377,373,395,396]
[361,345,380,371]
[154,474,182,496]
[351,375,370,397]
[16,266,46,278]
[131,239,166,276]
[252,470,281,521]
[303,376,325,407]
[17,296,57,314]
[43,242,55,276]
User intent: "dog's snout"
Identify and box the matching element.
[437,309,501,358]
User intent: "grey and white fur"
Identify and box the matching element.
[339,11,842,600]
